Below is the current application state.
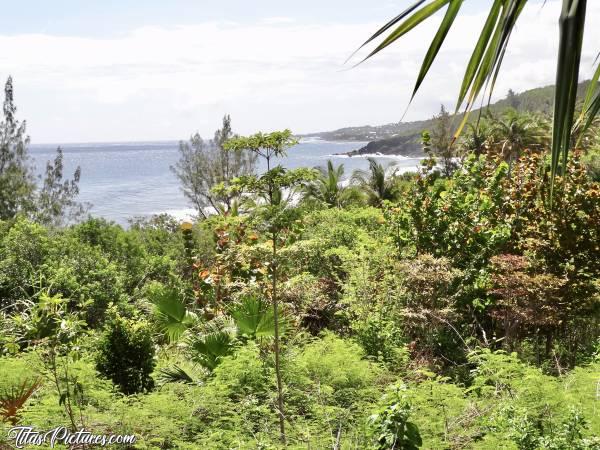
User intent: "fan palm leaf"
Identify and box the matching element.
[229,295,276,339]
[157,365,197,385]
[148,283,197,343]
[188,316,236,371]
[0,378,42,425]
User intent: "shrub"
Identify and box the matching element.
[296,333,379,392]
[210,342,271,400]
[282,273,341,334]
[46,236,126,326]
[368,383,422,450]
[291,332,383,417]
[0,219,49,305]
[96,312,156,395]
[354,316,409,372]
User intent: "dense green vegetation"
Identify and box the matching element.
[1,85,599,448]
[307,81,592,158]
[353,0,598,194]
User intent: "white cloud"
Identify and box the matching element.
[1,0,598,143]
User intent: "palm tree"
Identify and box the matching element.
[351,0,599,197]
[304,160,362,207]
[156,296,277,382]
[351,158,397,207]
[489,110,550,165]
[461,119,492,157]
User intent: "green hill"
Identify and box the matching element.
[304,81,590,157]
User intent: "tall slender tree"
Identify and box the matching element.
[224,130,316,443]
[506,89,521,110]
[0,77,84,225]
[429,105,457,176]
[0,76,35,219]
[34,148,88,226]
[171,115,257,218]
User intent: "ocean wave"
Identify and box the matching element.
[154,208,197,222]
[298,137,369,145]
[327,153,423,160]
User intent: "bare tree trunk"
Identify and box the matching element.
[267,152,286,444]
[272,233,286,443]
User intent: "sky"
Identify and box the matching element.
[0,0,598,144]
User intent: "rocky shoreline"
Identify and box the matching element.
[343,133,424,158]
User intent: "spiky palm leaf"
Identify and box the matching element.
[489,110,550,161]
[304,160,362,208]
[351,0,598,196]
[148,283,197,343]
[188,316,236,371]
[462,120,493,156]
[157,365,197,385]
[0,378,42,425]
[229,295,276,338]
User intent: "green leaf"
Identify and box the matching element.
[148,283,196,343]
[158,365,196,385]
[550,0,587,200]
[575,59,600,145]
[230,296,277,338]
[362,0,450,64]
[486,0,528,105]
[413,0,463,99]
[347,0,427,63]
[456,0,503,112]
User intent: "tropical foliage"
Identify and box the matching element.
[352,0,599,196]
[1,53,599,448]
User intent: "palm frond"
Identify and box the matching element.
[575,60,600,146]
[229,296,276,338]
[188,316,236,371]
[413,0,463,99]
[0,378,42,425]
[147,283,197,343]
[304,160,350,207]
[347,0,427,62]
[359,0,450,65]
[550,0,587,199]
[351,158,397,206]
[157,365,197,385]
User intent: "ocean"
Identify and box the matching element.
[28,139,423,225]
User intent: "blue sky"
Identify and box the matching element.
[0,1,492,36]
[0,0,597,143]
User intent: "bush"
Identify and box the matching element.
[46,235,126,326]
[354,316,409,371]
[368,383,422,450]
[96,312,156,394]
[290,333,383,416]
[0,218,49,305]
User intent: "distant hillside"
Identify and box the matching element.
[351,133,424,157]
[304,81,589,157]
[302,119,432,143]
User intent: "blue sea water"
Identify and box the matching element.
[28,139,422,225]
